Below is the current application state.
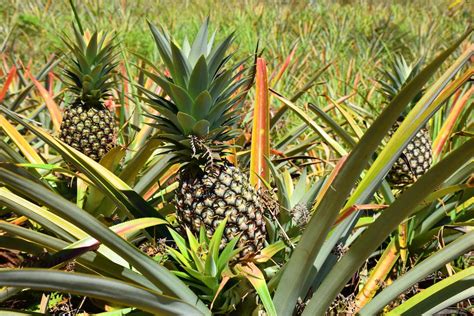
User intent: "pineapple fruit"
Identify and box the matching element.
[142,20,266,257]
[387,120,432,187]
[59,26,118,161]
[378,56,433,188]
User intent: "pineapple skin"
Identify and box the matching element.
[176,163,266,257]
[60,103,116,161]
[387,121,433,187]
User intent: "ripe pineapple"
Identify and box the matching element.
[59,26,118,161]
[142,20,266,257]
[379,56,433,188]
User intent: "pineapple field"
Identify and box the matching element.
[0,0,473,315]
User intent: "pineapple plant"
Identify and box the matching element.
[59,25,118,161]
[141,20,266,257]
[378,56,433,188]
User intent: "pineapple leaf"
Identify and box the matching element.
[209,217,228,261]
[235,263,277,316]
[292,168,308,206]
[139,69,173,99]
[169,84,193,113]
[177,112,197,135]
[266,156,291,211]
[168,228,191,261]
[185,227,200,254]
[208,68,233,102]
[207,30,217,55]
[199,225,209,244]
[86,32,98,63]
[188,55,209,99]
[147,22,173,73]
[183,266,219,290]
[167,247,192,268]
[142,19,245,164]
[184,229,206,274]
[256,237,300,263]
[62,26,118,104]
[204,251,218,278]
[72,23,86,51]
[207,33,234,77]
[189,17,209,66]
[192,91,212,120]
[170,40,191,87]
[192,120,210,137]
[217,236,240,274]
[182,36,191,58]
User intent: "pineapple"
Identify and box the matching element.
[379,56,433,188]
[141,20,266,257]
[59,26,118,161]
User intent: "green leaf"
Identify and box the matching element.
[292,168,308,206]
[360,231,474,315]
[170,83,194,113]
[209,218,228,261]
[0,168,210,314]
[167,247,192,269]
[267,157,291,211]
[182,36,191,58]
[302,139,474,315]
[345,38,474,209]
[184,228,205,274]
[170,40,191,87]
[0,115,45,164]
[138,69,173,102]
[270,62,331,127]
[272,91,347,156]
[192,90,213,120]
[204,252,218,278]
[207,34,234,77]
[0,269,202,315]
[217,236,240,273]
[308,103,356,148]
[272,29,472,316]
[199,226,208,244]
[0,222,158,292]
[188,56,209,99]
[193,119,210,136]
[169,228,191,261]
[235,263,277,316]
[387,267,474,316]
[255,237,300,263]
[71,218,167,249]
[189,18,209,66]
[84,147,127,216]
[0,187,81,242]
[186,227,200,254]
[147,22,173,75]
[183,267,218,291]
[177,111,197,135]
[0,107,166,226]
[86,32,98,62]
[208,68,232,102]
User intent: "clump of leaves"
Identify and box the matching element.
[167,218,243,313]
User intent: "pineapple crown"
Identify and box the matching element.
[378,55,425,118]
[140,19,255,168]
[61,24,119,107]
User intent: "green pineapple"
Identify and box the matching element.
[59,26,118,161]
[141,20,266,257]
[379,56,433,188]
